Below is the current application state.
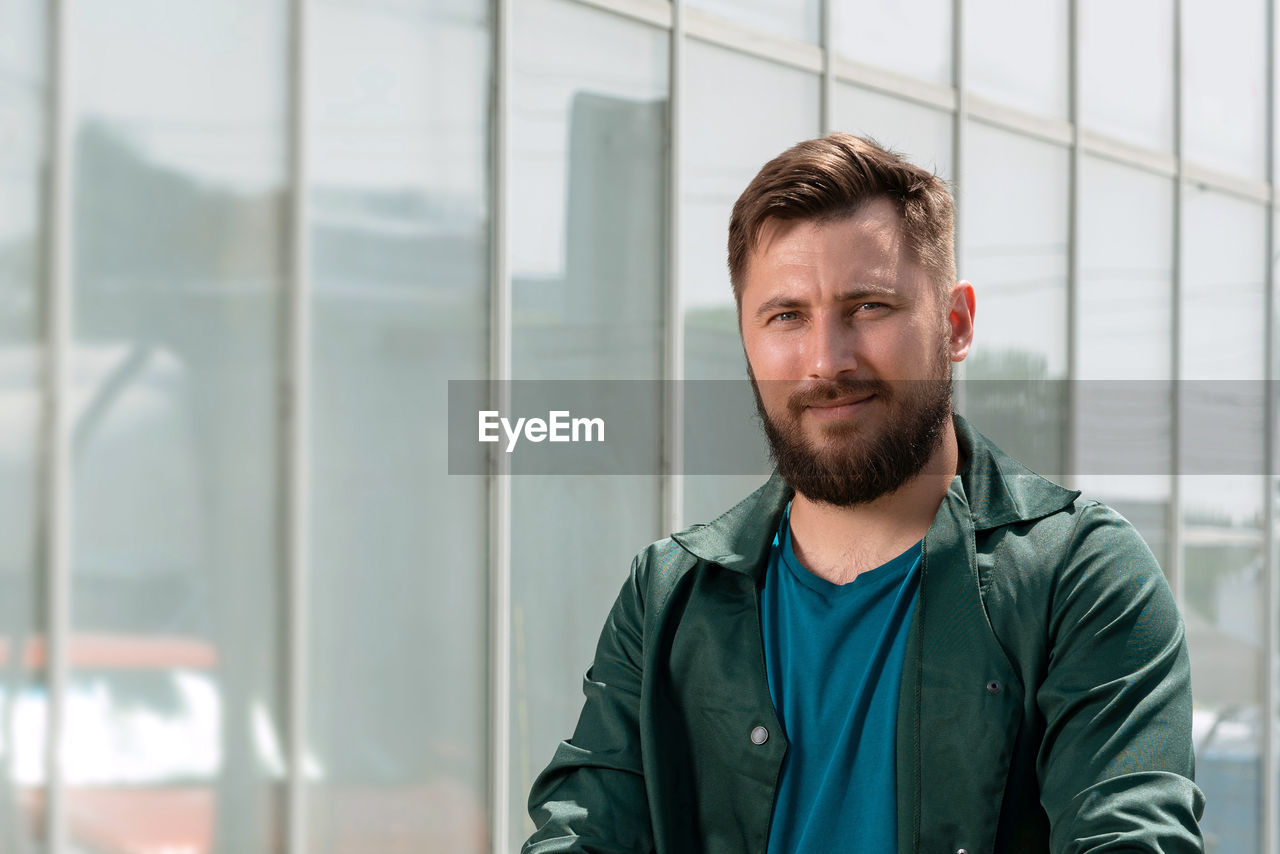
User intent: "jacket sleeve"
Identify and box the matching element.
[1036,502,1206,853]
[523,553,655,854]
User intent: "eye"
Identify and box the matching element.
[771,311,800,324]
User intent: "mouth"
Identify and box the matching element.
[805,394,875,421]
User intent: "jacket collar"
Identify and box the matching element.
[670,413,1079,579]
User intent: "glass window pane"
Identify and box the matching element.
[508,1,666,847]
[964,0,1068,118]
[1074,156,1173,565]
[308,1,490,852]
[958,123,1069,475]
[1178,189,1265,495]
[0,0,47,848]
[68,2,289,852]
[511,0,666,382]
[1079,0,1174,152]
[831,85,954,183]
[1184,0,1266,179]
[681,41,819,526]
[685,0,820,45]
[1180,187,1266,852]
[831,0,952,85]
[1185,521,1265,854]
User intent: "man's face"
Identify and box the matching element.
[739,198,971,506]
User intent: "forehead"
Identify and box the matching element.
[744,198,916,294]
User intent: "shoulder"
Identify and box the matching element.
[1010,496,1161,579]
[633,535,700,590]
[622,530,709,627]
[1044,498,1174,626]
[626,475,788,618]
[985,495,1176,633]
[978,491,1167,600]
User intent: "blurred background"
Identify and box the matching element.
[1,0,1278,852]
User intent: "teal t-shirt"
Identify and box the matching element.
[762,503,921,854]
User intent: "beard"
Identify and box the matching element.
[749,359,953,507]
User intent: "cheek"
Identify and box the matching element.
[867,325,941,376]
[745,336,798,380]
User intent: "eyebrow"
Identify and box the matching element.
[752,285,900,321]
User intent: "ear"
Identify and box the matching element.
[947,280,976,362]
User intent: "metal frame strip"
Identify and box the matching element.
[41,0,71,851]
[1064,0,1080,490]
[1170,0,1186,617]
[820,0,833,134]
[663,0,685,534]
[1181,162,1272,205]
[488,0,513,847]
[1077,130,1178,178]
[1262,0,1278,847]
[568,0,671,28]
[284,0,311,851]
[683,7,822,73]
[965,95,1074,148]
[832,57,957,113]
[950,0,966,416]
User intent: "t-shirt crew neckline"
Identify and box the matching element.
[777,501,923,598]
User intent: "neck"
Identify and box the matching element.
[787,417,959,585]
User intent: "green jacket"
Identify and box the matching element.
[525,415,1205,853]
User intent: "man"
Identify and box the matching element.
[524,134,1204,853]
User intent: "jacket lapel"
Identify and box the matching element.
[895,416,1079,853]
[896,477,1025,854]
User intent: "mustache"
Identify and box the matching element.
[785,377,892,412]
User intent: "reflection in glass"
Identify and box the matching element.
[1074,156,1173,564]
[0,0,47,849]
[69,0,289,851]
[1078,0,1173,152]
[958,123,1068,476]
[831,85,953,183]
[1184,0,1267,179]
[831,0,951,85]
[508,0,666,847]
[1185,531,1264,854]
[308,1,490,852]
[685,0,820,45]
[681,41,819,526]
[964,0,1068,118]
[1180,187,1266,852]
[1180,189,1266,496]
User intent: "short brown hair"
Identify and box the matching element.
[727,133,955,305]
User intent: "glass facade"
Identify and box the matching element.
[1078,0,1174,152]
[964,0,1069,119]
[508,1,666,847]
[68,3,289,854]
[0,0,46,850]
[960,123,1070,476]
[1,1,1278,852]
[1181,187,1269,854]
[1074,155,1174,565]
[308,2,490,852]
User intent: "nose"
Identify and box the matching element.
[807,311,858,379]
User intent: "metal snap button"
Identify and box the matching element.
[750,725,769,745]
[956,849,969,854]
[986,679,1002,695]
